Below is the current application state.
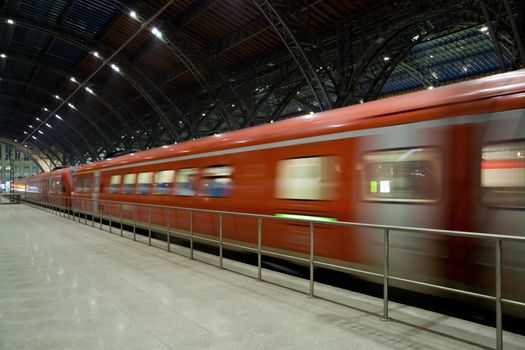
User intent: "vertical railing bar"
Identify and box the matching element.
[382,228,391,321]
[257,217,262,281]
[167,208,171,252]
[120,203,124,236]
[190,210,194,260]
[148,207,152,246]
[133,204,136,241]
[309,221,314,297]
[496,238,502,350]
[109,203,112,233]
[219,213,223,269]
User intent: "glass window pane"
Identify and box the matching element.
[136,172,153,195]
[110,175,121,194]
[176,168,197,196]
[153,170,175,195]
[361,148,441,202]
[123,173,136,194]
[481,141,525,208]
[202,166,232,198]
[276,156,339,200]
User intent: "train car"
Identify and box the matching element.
[24,70,525,308]
[14,167,73,208]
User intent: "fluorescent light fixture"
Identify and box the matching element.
[68,103,76,110]
[110,64,120,73]
[6,19,14,25]
[92,51,100,58]
[46,123,52,128]
[151,27,163,39]
[32,136,37,140]
[43,107,49,111]
[383,56,390,61]
[23,131,28,134]
[38,130,43,135]
[129,10,138,19]
[70,77,78,83]
[36,117,41,121]
[54,94,61,100]
[0,53,6,58]
[29,125,33,128]
[55,114,63,121]
[85,86,94,94]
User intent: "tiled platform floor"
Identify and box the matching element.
[1,204,523,349]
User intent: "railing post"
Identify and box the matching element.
[84,200,88,225]
[120,203,124,236]
[495,238,502,350]
[148,207,152,246]
[219,214,223,269]
[91,199,95,227]
[100,202,103,229]
[167,208,171,252]
[381,228,391,321]
[309,221,314,297]
[132,205,136,241]
[257,217,262,281]
[190,210,194,260]
[109,203,112,233]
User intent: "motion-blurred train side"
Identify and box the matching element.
[15,70,525,310]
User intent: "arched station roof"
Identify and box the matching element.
[0,0,523,166]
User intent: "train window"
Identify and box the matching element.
[123,173,137,194]
[176,168,197,196]
[481,141,525,208]
[361,148,441,202]
[202,166,233,198]
[276,156,339,201]
[77,178,86,192]
[137,172,154,195]
[84,178,92,192]
[153,170,175,195]
[109,175,121,194]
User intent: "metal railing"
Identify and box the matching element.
[22,193,525,350]
[0,193,21,204]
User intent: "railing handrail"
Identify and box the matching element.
[41,193,525,243]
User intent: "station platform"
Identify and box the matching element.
[1,204,524,350]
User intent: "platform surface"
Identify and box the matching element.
[1,204,524,350]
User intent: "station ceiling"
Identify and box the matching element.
[0,0,523,168]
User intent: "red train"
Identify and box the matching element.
[15,70,525,307]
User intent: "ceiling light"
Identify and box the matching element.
[29,125,33,128]
[43,107,49,111]
[32,136,37,140]
[383,56,390,61]
[46,123,52,128]
[427,85,434,90]
[54,94,61,100]
[6,19,14,25]
[38,130,43,135]
[85,86,94,94]
[36,117,41,121]
[14,139,17,142]
[0,53,6,58]
[201,113,205,116]
[480,26,489,32]
[70,77,78,83]
[55,114,63,120]
[412,34,420,42]
[110,63,120,73]
[270,120,274,123]
[68,103,76,110]
[430,54,434,59]
[129,10,138,19]
[92,51,100,58]
[23,131,28,134]
[151,27,163,39]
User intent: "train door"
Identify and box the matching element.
[352,119,451,284]
[92,171,100,214]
